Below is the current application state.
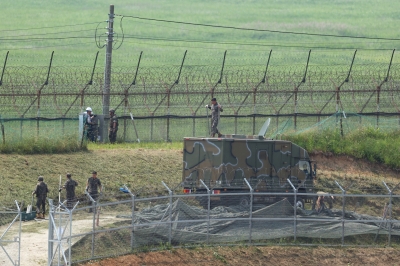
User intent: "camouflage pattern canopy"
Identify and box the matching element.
[182,134,314,194]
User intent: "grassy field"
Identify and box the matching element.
[0,143,183,206]
[2,0,400,67]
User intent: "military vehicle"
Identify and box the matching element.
[182,119,316,209]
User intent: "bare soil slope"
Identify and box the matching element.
[78,246,400,266]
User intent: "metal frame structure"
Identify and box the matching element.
[0,201,21,266]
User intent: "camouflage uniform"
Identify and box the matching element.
[83,112,95,141]
[63,178,78,209]
[108,113,118,143]
[33,181,49,215]
[87,176,101,212]
[208,103,223,136]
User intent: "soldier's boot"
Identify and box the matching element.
[211,133,215,137]
[218,133,222,137]
[42,213,45,219]
[36,213,41,219]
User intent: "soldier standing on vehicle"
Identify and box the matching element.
[84,107,95,141]
[206,98,223,137]
[108,108,118,143]
[59,173,78,209]
[85,171,102,213]
[32,176,49,219]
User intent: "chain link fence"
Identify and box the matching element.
[0,201,22,266]
[47,180,400,265]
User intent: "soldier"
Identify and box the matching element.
[108,108,118,143]
[32,176,49,219]
[84,107,96,141]
[206,98,223,137]
[85,171,102,213]
[59,173,78,209]
[313,191,334,213]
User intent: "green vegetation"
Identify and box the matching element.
[286,127,400,168]
[2,0,400,66]
[0,135,86,154]
[87,141,182,150]
[0,148,182,206]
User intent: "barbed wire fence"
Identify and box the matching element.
[1,51,400,142]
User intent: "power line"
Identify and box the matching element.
[122,35,396,51]
[0,36,92,42]
[0,22,104,33]
[0,41,94,51]
[1,29,95,39]
[116,15,400,41]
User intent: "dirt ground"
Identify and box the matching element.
[2,152,400,266]
[78,246,400,266]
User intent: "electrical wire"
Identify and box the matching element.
[95,21,107,49]
[112,16,125,50]
[121,35,396,51]
[116,14,400,42]
[0,22,104,33]
[0,29,95,39]
[0,41,94,51]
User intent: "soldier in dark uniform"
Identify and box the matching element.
[32,176,49,219]
[59,173,78,209]
[85,171,102,212]
[206,98,223,137]
[108,108,118,143]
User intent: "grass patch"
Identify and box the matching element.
[0,135,87,154]
[87,141,182,150]
[285,127,400,169]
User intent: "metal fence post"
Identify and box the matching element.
[162,181,173,245]
[15,200,21,266]
[67,201,79,265]
[122,184,136,249]
[200,179,210,244]
[244,178,253,245]
[85,191,97,259]
[335,181,346,246]
[287,179,297,241]
[48,199,54,265]
[383,181,395,246]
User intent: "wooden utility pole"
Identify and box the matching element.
[103,5,114,118]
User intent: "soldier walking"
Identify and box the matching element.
[206,97,223,137]
[32,176,49,219]
[108,108,118,143]
[59,173,78,209]
[85,171,102,213]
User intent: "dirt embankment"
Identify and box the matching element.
[78,246,400,266]
[311,153,399,181]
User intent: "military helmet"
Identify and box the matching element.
[109,108,115,113]
[38,176,44,181]
[86,107,92,112]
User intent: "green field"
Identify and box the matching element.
[2,0,400,67]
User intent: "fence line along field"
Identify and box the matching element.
[1,51,400,143]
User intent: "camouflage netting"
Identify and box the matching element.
[105,198,400,247]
